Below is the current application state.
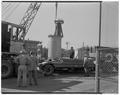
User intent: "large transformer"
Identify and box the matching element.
[48,19,64,59]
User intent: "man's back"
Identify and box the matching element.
[16,54,30,65]
[29,55,38,70]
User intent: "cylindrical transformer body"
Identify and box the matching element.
[48,35,62,59]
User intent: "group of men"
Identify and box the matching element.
[15,49,38,87]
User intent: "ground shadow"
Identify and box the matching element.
[2,74,84,93]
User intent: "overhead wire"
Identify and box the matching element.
[2,3,12,15]
[4,3,20,20]
[2,3,11,11]
[2,3,17,19]
[2,3,8,9]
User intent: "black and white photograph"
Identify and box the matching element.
[1,0,119,94]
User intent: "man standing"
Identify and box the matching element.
[28,51,38,86]
[15,50,30,87]
[70,46,75,59]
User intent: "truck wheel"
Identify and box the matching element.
[2,60,13,79]
[43,64,54,76]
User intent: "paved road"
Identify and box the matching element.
[1,73,118,94]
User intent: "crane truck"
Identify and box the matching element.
[2,21,41,78]
[2,2,42,78]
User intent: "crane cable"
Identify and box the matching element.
[2,3,9,11]
[4,3,20,20]
[2,3,13,17]
[2,4,14,19]
[3,3,11,10]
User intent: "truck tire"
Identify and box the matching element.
[43,64,54,76]
[2,60,13,79]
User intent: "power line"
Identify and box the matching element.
[2,3,12,14]
[2,3,20,20]
[4,3,20,20]
[2,3,8,9]
[2,3,11,11]
[2,3,14,17]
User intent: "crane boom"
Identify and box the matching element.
[18,2,42,40]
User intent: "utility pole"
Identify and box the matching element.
[95,1,102,93]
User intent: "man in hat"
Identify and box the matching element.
[70,46,75,59]
[15,50,31,87]
[28,51,38,85]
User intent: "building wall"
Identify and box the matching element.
[24,40,41,54]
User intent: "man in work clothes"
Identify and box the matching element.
[28,51,38,85]
[83,51,90,76]
[15,50,30,87]
[70,46,75,59]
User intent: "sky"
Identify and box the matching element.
[2,2,118,49]
[101,2,118,48]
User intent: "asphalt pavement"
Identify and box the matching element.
[1,72,118,94]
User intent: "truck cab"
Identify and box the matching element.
[2,21,25,78]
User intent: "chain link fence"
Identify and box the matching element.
[99,47,118,93]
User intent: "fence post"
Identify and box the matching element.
[95,49,100,93]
